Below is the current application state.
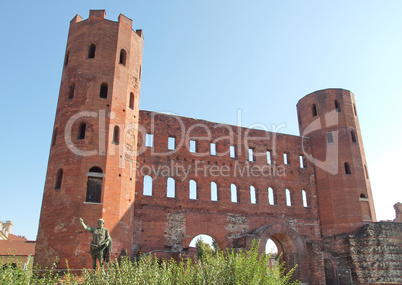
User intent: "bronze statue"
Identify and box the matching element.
[79,218,112,269]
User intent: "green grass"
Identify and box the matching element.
[0,241,299,284]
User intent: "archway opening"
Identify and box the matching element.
[189,234,219,259]
[324,259,336,285]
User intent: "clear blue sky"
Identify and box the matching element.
[1,1,401,240]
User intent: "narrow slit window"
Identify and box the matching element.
[250,186,257,204]
[351,130,357,143]
[189,180,197,200]
[88,44,96,59]
[52,127,58,146]
[230,146,236,158]
[64,51,69,66]
[299,155,305,168]
[283,153,289,165]
[302,190,308,207]
[286,189,292,206]
[248,148,255,162]
[119,49,127,66]
[100,83,108,99]
[77,122,86,140]
[268,187,275,205]
[129,92,134,109]
[327,132,334,143]
[211,182,218,201]
[335,100,341,112]
[68,83,75,99]
[143,175,153,196]
[353,104,357,116]
[344,162,352,175]
[167,177,175,198]
[86,167,103,203]
[210,143,216,156]
[139,65,142,80]
[312,104,317,117]
[189,140,197,153]
[145,134,154,147]
[231,184,238,203]
[113,126,120,144]
[55,169,63,189]
[364,165,369,179]
[267,150,271,164]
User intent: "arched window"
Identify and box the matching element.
[88,43,96,58]
[100,83,108,99]
[231,184,238,203]
[344,162,352,175]
[113,126,120,144]
[55,169,63,189]
[302,190,308,207]
[64,51,69,66]
[360,193,367,198]
[143,175,153,196]
[335,100,341,112]
[312,104,317,117]
[52,127,58,146]
[351,130,357,143]
[167,177,175,198]
[119,49,127,66]
[189,180,197,200]
[211,182,218,201]
[68,82,75,99]
[250,185,257,204]
[129,92,134,109]
[77,122,86,140]
[268,187,275,205]
[86,167,103,203]
[286,189,292,206]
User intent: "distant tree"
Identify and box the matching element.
[195,237,214,260]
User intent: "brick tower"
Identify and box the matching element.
[35,10,143,269]
[297,89,376,237]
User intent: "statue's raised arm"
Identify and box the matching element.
[79,218,89,231]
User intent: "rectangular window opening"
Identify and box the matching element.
[299,155,305,168]
[230,146,236,158]
[210,143,216,156]
[190,140,197,153]
[168,137,175,150]
[283,153,289,165]
[248,148,255,162]
[327,132,334,143]
[267,150,271,164]
[145,134,154,147]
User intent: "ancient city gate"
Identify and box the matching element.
[133,111,323,283]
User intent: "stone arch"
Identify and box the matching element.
[323,252,338,285]
[250,224,306,281]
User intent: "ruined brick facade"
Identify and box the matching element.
[35,11,402,284]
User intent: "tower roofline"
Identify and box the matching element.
[296,88,353,107]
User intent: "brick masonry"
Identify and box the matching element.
[34,10,401,284]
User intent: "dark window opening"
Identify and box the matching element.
[139,65,141,80]
[77,122,86,140]
[119,49,127,66]
[312,104,317,117]
[89,167,103,173]
[64,51,69,66]
[68,83,75,99]
[129,92,134,109]
[335,100,341,112]
[55,169,63,189]
[100,83,108,99]
[364,164,369,179]
[113,126,120,144]
[353,104,357,116]
[86,177,102,203]
[360,193,367,198]
[52,127,58,146]
[88,44,96,58]
[327,132,334,143]
[344,162,352,175]
[351,130,357,143]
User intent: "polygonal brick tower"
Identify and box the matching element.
[297,89,376,237]
[35,10,143,269]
